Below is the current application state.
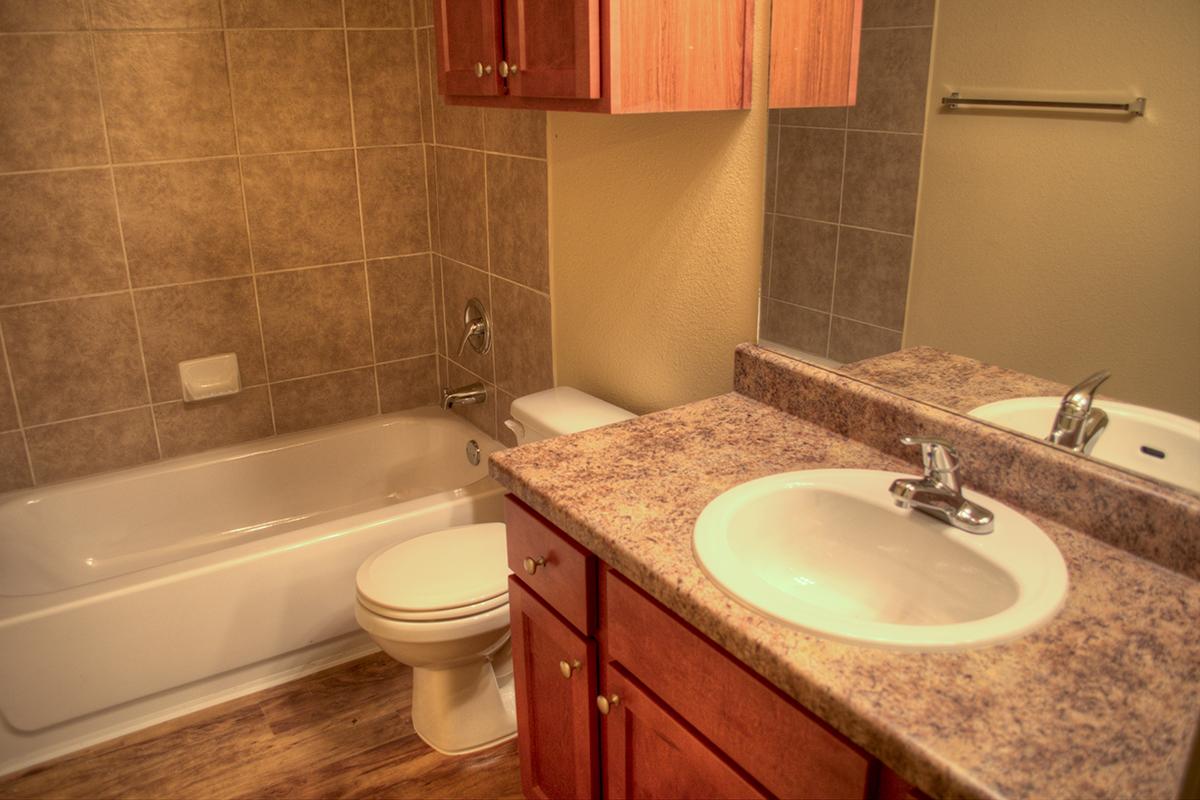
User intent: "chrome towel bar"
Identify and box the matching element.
[941,92,1146,116]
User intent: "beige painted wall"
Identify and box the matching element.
[905,0,1200,418]
[547,6,768,414]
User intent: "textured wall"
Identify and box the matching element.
[547,3,766,415]
[905,0,1200,418]
[759,0,934,364]
[0,0,550,492]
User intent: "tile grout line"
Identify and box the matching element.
[220,5,279,437]
[766,117,784,300]
[0,253,434,312]
[0,322,36,486]
[766,295,905,335]
[341,0,383,417]
[0,27,423,36]
[84,10,164,463]
[767,211,914,239]
[824,121,852,361]
[0,143,428,180]
[480,141,502,435]
[414,25,443,396]
[438,254,549,299]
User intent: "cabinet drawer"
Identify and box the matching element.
[603,569,873,800]
[504,496,596,635]
[601,664,765,800]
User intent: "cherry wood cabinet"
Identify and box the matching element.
[600,664,765,799]
[769,0,863,108]
[503,495,923,799]
[435,0,754,113]
[509,577,599,800]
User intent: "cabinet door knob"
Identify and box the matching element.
[474,61,484,77]
[596,694,620,715]
[559,659,581,679]
[509,63,519,74]
[523,555,546,575]
[483,63,493,76]
[499,60,510,77]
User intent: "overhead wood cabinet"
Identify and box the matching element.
[434,0,755,113]
[769,0,863,107]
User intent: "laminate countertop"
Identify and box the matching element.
[489,392,1200,800]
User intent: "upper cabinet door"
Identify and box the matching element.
[436,0,504,96]
[502,0,601,99]
[769,0,863,107]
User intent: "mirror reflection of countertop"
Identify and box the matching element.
[490,389,1200,800]
[839,346,1070,414]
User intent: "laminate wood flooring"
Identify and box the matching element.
[0,653,522,800]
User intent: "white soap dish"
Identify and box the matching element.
[179,353,240,402]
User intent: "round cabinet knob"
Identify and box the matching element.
[498,61,510,77]
[596,694,620,715]
[559,659,581,679]
[483,63,493,75]
[509,64,519,74]
[523,555,546,575]
[474,62,484,77]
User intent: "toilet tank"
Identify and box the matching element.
[506,387,635,445]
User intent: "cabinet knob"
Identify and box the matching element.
[474,61,484,77]
[499,60,510,77]
[510,63,519,74]
[596,694,620,715]
[559,659,581,679]
[523,555,546,575]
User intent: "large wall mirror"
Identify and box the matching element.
[758,0,1199,494]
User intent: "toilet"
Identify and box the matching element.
[354,387,634,755]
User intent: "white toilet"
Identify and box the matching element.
[354,387,634,755]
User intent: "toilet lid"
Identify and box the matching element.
[356,523,509,620]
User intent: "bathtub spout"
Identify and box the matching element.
[442,383,487,410]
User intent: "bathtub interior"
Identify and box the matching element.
[0,408,501,597]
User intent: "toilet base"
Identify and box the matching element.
[410,642,517,755]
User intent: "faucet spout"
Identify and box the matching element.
[442,382,486,410]
[889,436,994,535]
[1048,370,1110,453]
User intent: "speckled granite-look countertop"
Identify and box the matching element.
[490,391,1200,800]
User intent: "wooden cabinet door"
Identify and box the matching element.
[502,0,600,99]
[601,664,766,800]
[769,0,863,107]
[509,577,599,800]
[436,0,504,96]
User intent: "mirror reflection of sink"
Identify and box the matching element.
[693,470,1068,651]
[970,398,1200,494]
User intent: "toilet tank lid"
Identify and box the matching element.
[510,387,635,436]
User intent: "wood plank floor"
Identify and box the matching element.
[0,653,522,800]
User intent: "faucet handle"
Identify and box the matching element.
[899,436,962,489]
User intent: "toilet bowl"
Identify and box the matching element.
[355,387,635,755]
[354,522,515,755]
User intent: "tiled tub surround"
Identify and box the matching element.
[414,9,554,448]
[489,345,1200,800]
[0,0,552,491]
[760,0,934,362]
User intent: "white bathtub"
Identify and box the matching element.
[0,408,505,773]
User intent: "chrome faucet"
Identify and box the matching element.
[1047,370,1110,453]
[442,382,486,410]
[889,436,994,535]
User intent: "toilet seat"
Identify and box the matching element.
[356,522,509,622]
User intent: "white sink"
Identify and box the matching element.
[970,398,1200,493]
[693,470,1068,651]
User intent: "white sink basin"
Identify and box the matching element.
[693,470,1068,651]
[970,398,1200,493]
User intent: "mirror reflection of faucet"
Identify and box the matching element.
[1047,370,1110,454]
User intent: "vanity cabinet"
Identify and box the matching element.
[504,495,925,800]
[435,0,754,113]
